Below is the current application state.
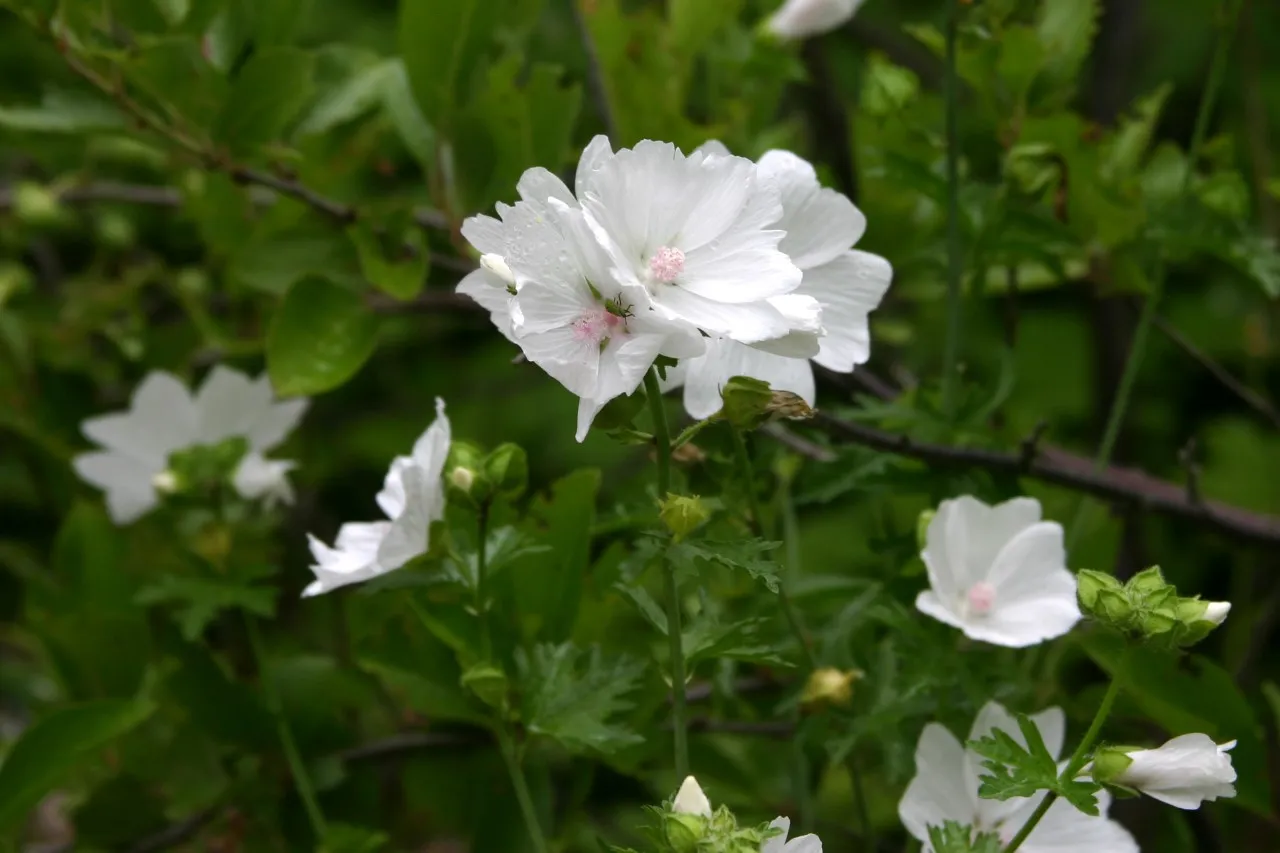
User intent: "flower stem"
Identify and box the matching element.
[244,614,328,843]
[940,0,965,419]
[644,369,689,779]
[1068,0,1242,545]
[1003,667,1125,852]
[496,727,549,853]
[476,502,492,659]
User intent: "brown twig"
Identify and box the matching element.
[804,411,1280,546]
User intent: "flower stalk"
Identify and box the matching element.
[940,0,965,419]
[645,368,690,779]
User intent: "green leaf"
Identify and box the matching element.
[136,573,278,640]
[683,614,791,668]
[322,823,391,853]
[150,0,189,26]
[0,90,124,133]
[297,58,398,137]
[381,60,436,165]
[227,227,364,295]
[213,47,315,154]
[267,275,381,396]
[927,821,1003,853]
[968,713,1100,815]
[0,698,155,831]
[399,0,499,128]
[346,220,429,301]
[669,0,743,55]
[1035,0,1099,91]
[516,643,644,754]
[666,537,782,593]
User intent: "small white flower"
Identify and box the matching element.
[761,816,822,853]
[303,398,450,597]
[72,367,307,524]
[764,0,866,41]
[574,136,817,347]
[915,496,1081,647]
[1110,734,1237,810]
[672,775,712,817]
[664,145,892,419]
[898,701,1137,853]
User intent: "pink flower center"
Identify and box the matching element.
[648,246,685,283]
[966,581,997,616]
[571,306,623,344]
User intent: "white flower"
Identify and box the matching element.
[664,146,892,419]
[462,171,703,441]
[898,701,1138,853]
[574,136,818,349]
[1109,734,1237,810]
[915,496,1081,647]
[764,0,866,41]
[303,398,450,597]
[672,776,712,817]
[72,367,307,524]
[761,816,822,853]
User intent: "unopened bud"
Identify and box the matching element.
[671,775,712,816]
[1076,569,1122,615]
[151,470,181,494]
[718,375,773,430]
[1090,744,1138,786]
[800,666,862,710]
[449,466,475,493]
[480,253,516,289]
[483,443,527,501]
[659,493,710,542]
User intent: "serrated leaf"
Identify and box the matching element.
[0,698,155,831]
[969,714,1100,815]
[213,47,315,154]
[136,574,277,640]
[267,275,380,396]
[667,537,781,592]
[927,821,1002,853]
[517,643,644,754]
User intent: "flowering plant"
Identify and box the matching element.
[1,0,1274,851]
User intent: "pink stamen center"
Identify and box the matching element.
[966,581,997,616]
[571,306,623,344]
[648,246,686,283]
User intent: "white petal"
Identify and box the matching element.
[194,365,268,444]
[82,371,198,465]
[761,817,791,853]
[409,397,452,482]
[672,776,712,816]
[679,226,800,304]
[1202,601,1231,626]
[231,452,295,506]
[800,251,893,373]
[1007,794,1137,853]
[680,338,814,420]
[72,451,159,524]
[898,723,975,843]
[759,149,866,268]
[302,522,391,597]
[461,212,508,255]
[1116,733,1238,810]
[596,332,664,403]
[694,139,732,160]
[518,327,602,398]
[925,496,1045,599]
[458,268,519,343]
[574,134,614,199]
[783,834,822,853]
[513,280,595,336]
[376,463,439,570]
[653,286,793,344]
[516,166,577,210]
[765,0,865,41]
[979,523,1081,646]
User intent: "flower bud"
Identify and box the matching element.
[482,443,527,501]
[151,469,181,494]
[659,494,710,542]
[479,253,516,289]
[672,775,712,816]
[1076,569,1121,613]
[799,666,862,710]
[449,466,476,493]
[1089,745,1137,786]
[1127,566,1169,597]
[446,441,488,506]
[719,376,774,430]
[664,813,705,853]
[13,182,66,228]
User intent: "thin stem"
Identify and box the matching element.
[1068,0,1241,545]
[940,0,965,419]
[644,369,688,779]
[244,615,328,842]
[476,503,492,659]
[845,753,877,852]
[1004,663,1125,853]
[496,727,549,853]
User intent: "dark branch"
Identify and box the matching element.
[805,411,1280,546]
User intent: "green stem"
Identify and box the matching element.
[940,0,965,419]
[497,727,549,853]
[1004,665,1125,853]
[1069,0,1241,545]
[846,753,877,852]
[244,615,328,842]
[476,503,492,659]
[644,369,689,779]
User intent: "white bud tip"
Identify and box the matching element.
[449,466,475,492]
[480,253,516,287]
[672,775,712,817]
[1203,601,1231,625]
[151,470,179,493]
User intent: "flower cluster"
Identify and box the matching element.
[669,776,820,853]
[458,137,891,440]
[72,367,307,524]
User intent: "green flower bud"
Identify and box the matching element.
[659,494,710,542]
[664,813,705,853]
[483,443,527,501]
[459,663,508,710]
[13,182,66,228]
[1127,566,1169,597]
[449,466,476,494]
[1076,569,1122,613]
[94,211,136,250]
[1095,587,1133,624]
[1141,607,1179,637]
[719,375,774,430]
[1090,745,1136,785]
[446,441,489,506]
[799,666,862,710]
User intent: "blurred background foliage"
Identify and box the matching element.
[1,0,1279,850]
